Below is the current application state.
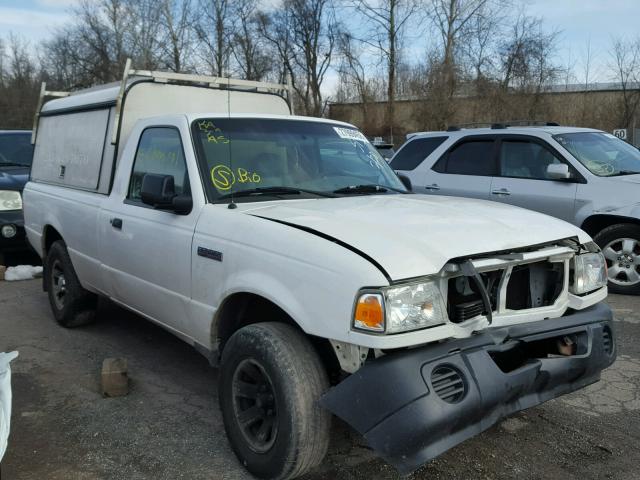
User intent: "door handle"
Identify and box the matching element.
[110,218,123,229]
[491,188,511,196]
[425,183,440,191]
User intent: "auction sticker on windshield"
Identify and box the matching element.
[334,127,368,142]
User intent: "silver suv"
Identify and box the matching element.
[392,124,640,295]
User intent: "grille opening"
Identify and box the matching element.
[431,365,467,403]
[447,270,501,323]
[506,261,564,310]
[489,332,588,373]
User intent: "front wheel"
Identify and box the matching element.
[595,223,640,295]
[219,322,331,480]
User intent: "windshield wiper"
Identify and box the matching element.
[333,184,407,195]
[612,170,640,176]
[217,186,336,200]
[0,162,29,167]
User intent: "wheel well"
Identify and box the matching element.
[42,225,63,256]
[581,215,640,238]
[213,293,340,378]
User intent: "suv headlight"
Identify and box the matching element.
[571,251,607,295]
[353,280,448,334]
[0,190,22,211]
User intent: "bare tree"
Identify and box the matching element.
[158,0,195,72]
[231,0,272,81]
[196,0,232,76]
[499,12,561,93]
[260,0,335,116]
[257,7,299,95]
[0,35,41,128]
[289,0,335,116]
[611,37,640,130]
[128,0,163,70]
[429,0,493,91]
[336,31,370,104]
[348,0,417,141]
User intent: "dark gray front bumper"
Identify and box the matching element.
[321,303,616,475]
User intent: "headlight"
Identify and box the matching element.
[571,252,607,295]
[0,191,22,211]
[353,280,448,334]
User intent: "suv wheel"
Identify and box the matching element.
[219,322,331,480]
[45,240,98,327]
[595,224,640,295]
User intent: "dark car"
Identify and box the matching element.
[0,130,34,262]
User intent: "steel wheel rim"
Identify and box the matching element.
[602,237,640,286]
[51,259,67,310]
[231,358,278,453]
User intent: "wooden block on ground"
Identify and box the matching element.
[101,358,128,397]
[0,265,5,281]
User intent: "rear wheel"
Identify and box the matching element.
[45,240,97,327]
[219,322,331,480]
[595,224,640,295]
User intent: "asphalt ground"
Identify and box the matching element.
[0,279,638,480]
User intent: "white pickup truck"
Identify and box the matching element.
[23,64,616,480]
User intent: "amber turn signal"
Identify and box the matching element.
[354,293,385,332]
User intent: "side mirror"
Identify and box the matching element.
[546,163,571,180]
[397,173,413,192]
[140,173,193,215]
[141,173,176,207]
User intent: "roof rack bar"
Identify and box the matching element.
[31,82,71,145]
[110,58,294,144]
[111,58,132,144]
[445,120,561,131]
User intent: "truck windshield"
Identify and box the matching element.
[191,118,406,201]
[553,132,640,177]
[0,133,34,167]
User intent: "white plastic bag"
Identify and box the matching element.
[0,351,18,462]
[4,266,43,282]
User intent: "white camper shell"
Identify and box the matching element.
[30,60,292,193]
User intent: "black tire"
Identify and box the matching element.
[219,322,331,480]
[594,223,640,295]
[44,240,98,327]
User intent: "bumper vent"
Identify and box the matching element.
[431,365,466,404]
[603,327,613,356]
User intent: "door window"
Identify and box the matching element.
[500,140,564,180]
[435,140,496,175]
[128,128,189,201]
[390,137,447,171]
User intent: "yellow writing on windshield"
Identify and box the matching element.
[198,120,230,144]
[211,165,235,191]
[211,165,261,191]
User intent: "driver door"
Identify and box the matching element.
[99,126,199,335]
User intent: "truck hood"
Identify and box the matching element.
[242,194,588,280]
[612,173,640,185]
[0,166,29,190]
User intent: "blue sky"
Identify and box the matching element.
[0,0,74,43]
[0,0,637,86]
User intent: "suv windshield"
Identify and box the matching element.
[191,118,406,201]
[0,132,34,167]
[553,132,640,177]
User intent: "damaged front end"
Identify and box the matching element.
[321,303,616,475]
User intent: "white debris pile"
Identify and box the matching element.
[3,265,43,282]
[0,351,18,462]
